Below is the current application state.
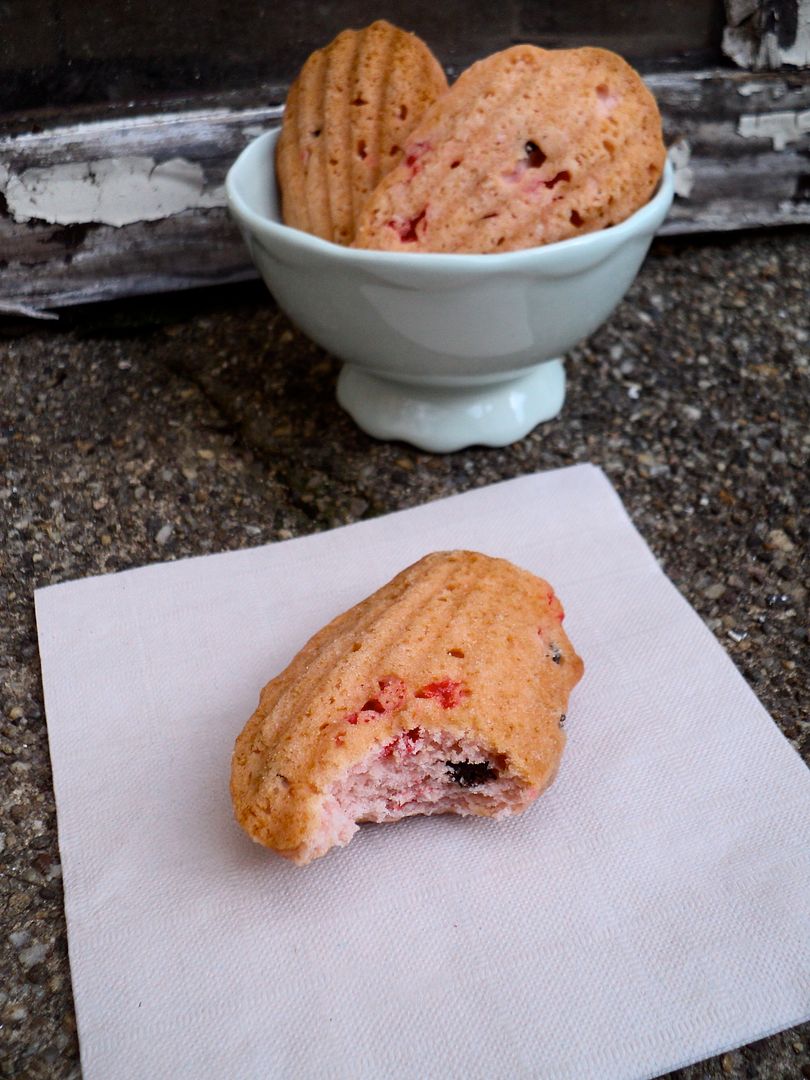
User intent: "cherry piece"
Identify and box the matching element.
[398,209,426,243]
[381,726,422,759]
[543,170,571,189]
[415,679,468,708]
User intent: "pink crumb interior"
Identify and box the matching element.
[301,728,537,862]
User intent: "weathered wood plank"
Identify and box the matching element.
[649,68,810,231]
[723,0,810,69]
[0,105,282,313]
[1,70,808,314]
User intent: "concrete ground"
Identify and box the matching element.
[1,227,808,1079]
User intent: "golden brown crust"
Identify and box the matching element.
[352,45,666,253]
[275,20,448,245]
[231,550,583,856]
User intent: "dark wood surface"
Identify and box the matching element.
[3,0,726,114]
[1,67,809,315]
[1,0,808,313]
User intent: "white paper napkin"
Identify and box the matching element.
[35,464,810,1080]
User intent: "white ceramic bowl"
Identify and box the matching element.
[227,130,674,452]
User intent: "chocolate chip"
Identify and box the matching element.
[445,759,498,787]
[525,141,546,168]
[550,643,562,664]
[559,713,566,728]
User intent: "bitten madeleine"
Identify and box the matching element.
[352,45,666,253]
[231,551,583,864]
[275,20,448,245]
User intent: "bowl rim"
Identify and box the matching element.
[226,128,675,268]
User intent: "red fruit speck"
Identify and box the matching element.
[415,679,469,708]
[346,676,408,725]
[503,160,527,184]
[378,675,408,711]
[381,726,422,759]
[543,170,571,189]
[404,140,431,176]
[544,587,565,621]
[398,209,426,243]
[405,140,430,163]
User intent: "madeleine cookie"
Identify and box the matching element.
[353,45,666,253]
[231,550,583,865]
[275,20,448,245]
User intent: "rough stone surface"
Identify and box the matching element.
[1,227,808,1079]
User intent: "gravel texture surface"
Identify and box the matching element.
[1,227,808,1079]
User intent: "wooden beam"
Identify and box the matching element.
[723,0,810,69]
[650,67,810,232]
[1,69,808,315]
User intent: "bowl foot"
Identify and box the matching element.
[336,359,566,452]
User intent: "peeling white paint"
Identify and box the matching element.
[765,0,810,67]
[0,300,59,320]
[737,80,779,96]
[668,139,695,199]
[778,198,810,215]
[0,156,225,227]
[737,109,810,150]
[724,0,810,69]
